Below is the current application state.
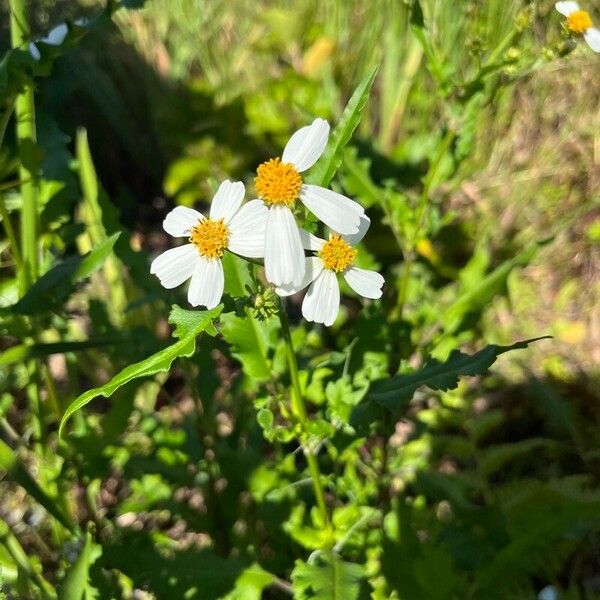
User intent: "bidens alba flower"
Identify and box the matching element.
[151,180,267,309]
[555,2,600,52]
[276,216,384,326]
[254,118,365,287]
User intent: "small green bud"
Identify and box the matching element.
[505,47,520,62]
[251,287,278,320]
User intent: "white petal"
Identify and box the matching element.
[344,267,384,299]
[341,214,371,246]
[264,205,305,286]
[187,257,224,309]
[29,43,41,60]
[209,180,245,223]
[276,257,324,297]
[43,23,69,45]
[555,1,580,16]
[227,199,268,258]
[298,229,326,251]
[584,27,600,52]
[150,244,200,289]
[281,118,330,172]
[302,269,340,327]
[163,206,203,237]
[300,184,364,235]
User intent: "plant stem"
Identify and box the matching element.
[393,128,455,321]
[278,299,332,540]
[10,0,39,295]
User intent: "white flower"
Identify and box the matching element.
[29,23,69,61]
[276,216,384,326]
[151,180,267,309]
[555,2,600,52]
[254,118,365,287]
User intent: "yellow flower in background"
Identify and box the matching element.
[555,2,600,51]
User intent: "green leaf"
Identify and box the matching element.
[0,339,120,366]
[366,338,550,417]
[220,309,276,382]
[10,233,120,315]
[221,251,255,298]
[59,305,222,437]
[0,438,74,531]
[443,242,548,335]
[470,478,600,597]
[219,563,276,600]
[307,66,379,188]
[478,438,557,478]
[291,554,365,600]
[58,530,102,600]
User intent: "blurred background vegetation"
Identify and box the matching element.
[0,0,599,598]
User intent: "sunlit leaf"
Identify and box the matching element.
[58,530,102,600]
[220,563,276,600]
[59,305,222,437]
[443,241,549,335]
[9,233,120,315]
[220,309,277,382]
[307,65,379,188]
[291,554,365,600]
[365,337,550,417]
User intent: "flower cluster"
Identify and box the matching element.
[151,119,384,326]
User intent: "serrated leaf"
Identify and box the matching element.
[59,305,222,437]
[307,66,379,188]
[220,309,276,382]
[365,338,550,417]
[291,554,365,600]
[59,530,102,600]
[10,233,120,315]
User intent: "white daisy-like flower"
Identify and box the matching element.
[276,216,384,326]
[151,180,267,309]
[254,118,365,288]
[555,2,600,52]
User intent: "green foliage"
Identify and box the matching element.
[9,233,120,316]
[221,309,278,382]
[307,66,379,188]
[0,1,597,599]
[59,305,222,436]
[58,531,102,600]
[291,554,365,600]
[366,337,549,416]
[0,438,73,531]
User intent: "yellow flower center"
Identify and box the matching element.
[254,158,302,206]
[319,235,357,273]
[566,10,592,34]
[189,218,229,259]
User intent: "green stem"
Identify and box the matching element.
[10,0,39,295]
[0,518,57,599]
[0,102,23,270]
[278,299,332,540]
[393,128,455,321]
